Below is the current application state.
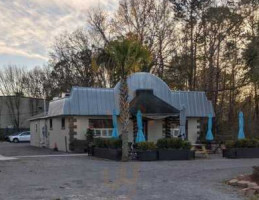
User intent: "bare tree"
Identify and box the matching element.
[49,28,106,95]
[0,65,26,128]
[88,8,111,45]
[22,66,54,100]
[88,0,177,78]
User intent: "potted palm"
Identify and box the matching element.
[136,142,157,161]
[157,138,194,160]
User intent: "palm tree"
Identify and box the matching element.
[101,36,151,161]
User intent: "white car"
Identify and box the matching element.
[8,131,31,143]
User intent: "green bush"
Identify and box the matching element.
[226,138,259,149]
[225,140,235,149]
[86,128,94,143]
[0,134,5,141]
[136,142,156,151]
[94,138,122,149]
[157,138,191,150]
[182,140,192,150]
[109,138,122,149]
[157,138,169,149]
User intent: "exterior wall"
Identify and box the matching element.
[48,117,70,152]
[187,118,200,144]
[73,116,135,143]
[30,119,48,147]
[40,116,135,152]
[148,120,163,142]
[74,116,89,140]
[30,116,201,152]
[30,121,40,147]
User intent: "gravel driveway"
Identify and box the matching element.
[0,142,259,200]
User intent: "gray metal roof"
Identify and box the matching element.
[29,112,47,121]
[47,72,214,118]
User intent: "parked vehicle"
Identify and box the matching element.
[8,131,31,143]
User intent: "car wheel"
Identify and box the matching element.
[13,138,19,143]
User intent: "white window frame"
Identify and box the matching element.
[92,128,113,138]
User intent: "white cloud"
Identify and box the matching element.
[0,0,118,67]
[0,45,48,60]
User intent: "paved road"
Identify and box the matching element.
[0,142,259,200]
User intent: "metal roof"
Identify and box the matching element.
[47,72,214,118]
[29,112,48,121]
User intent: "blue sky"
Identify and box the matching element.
[0,0,118,69]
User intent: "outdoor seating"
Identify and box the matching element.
[191,144,208,158]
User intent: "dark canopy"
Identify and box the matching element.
[129,90,179,116]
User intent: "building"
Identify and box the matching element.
[0,96,46,135]
[30,72,214,152]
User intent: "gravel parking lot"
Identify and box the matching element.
[0,142,259,200]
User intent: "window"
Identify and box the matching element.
[171,128,180,137]
[49,118,53,129]
[35,123,37,132]
[89,119,113,138]
[61,118,65,129]
[163,121,180,138]
[89,119,113,128]
[20,132,30,136]
[25,132,30,135]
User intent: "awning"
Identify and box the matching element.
[129,89,179,117]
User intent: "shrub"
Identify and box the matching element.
[109,138,122,149]
[157,138,169,149]
[86,128,94,143]
[182,140,192,150]
[226,138,259,149]
[225,140,235,149]
[0,134,5,141]
[94,138,122,149]
[247,139,259,148]
[157,138,191,150]
[136,142,156,151]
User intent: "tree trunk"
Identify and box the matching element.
[119,77,129,161]
[254,83,259,119]
[190,7,194,90]
[207,50,214,101]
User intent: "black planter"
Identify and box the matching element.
[137,150,158,161]
[87,145,95,156]
[223,148,259,159]
[69,140,88,153]
[158,149,195,160]
[93,147,122,161]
